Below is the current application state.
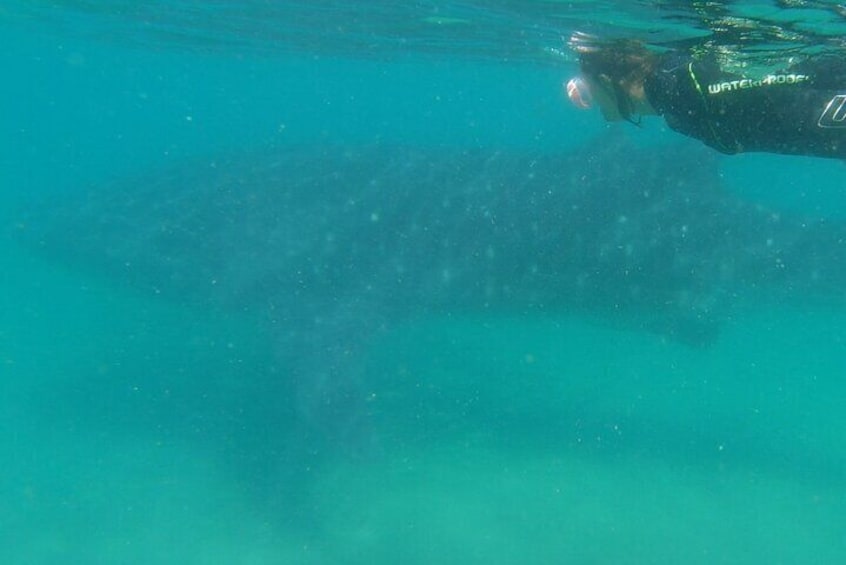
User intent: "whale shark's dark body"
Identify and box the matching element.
[15,134,846,437]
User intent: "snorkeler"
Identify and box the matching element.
[565,33,846,159]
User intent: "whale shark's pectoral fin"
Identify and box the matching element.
[269,296,392,448]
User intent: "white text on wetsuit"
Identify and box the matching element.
[707,73,810,95]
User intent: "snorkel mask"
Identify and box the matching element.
[565,76,593,109]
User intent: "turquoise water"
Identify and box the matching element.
[4,3,846,563]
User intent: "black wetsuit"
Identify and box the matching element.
[643,54,846,158]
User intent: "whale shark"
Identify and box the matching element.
[15,133,846,436]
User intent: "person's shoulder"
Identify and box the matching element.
[653,51,723,81]
[654,51,691,73]
[643,52,697,113]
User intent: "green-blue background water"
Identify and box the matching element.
[3,2,846,563]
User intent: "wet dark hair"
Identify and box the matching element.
[578,39,660,123]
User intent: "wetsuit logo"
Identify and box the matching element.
[818,94,846,128]
[707,74,810,95]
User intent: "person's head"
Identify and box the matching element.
[567,36,660,123]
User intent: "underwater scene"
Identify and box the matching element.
[3,1,846,563]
